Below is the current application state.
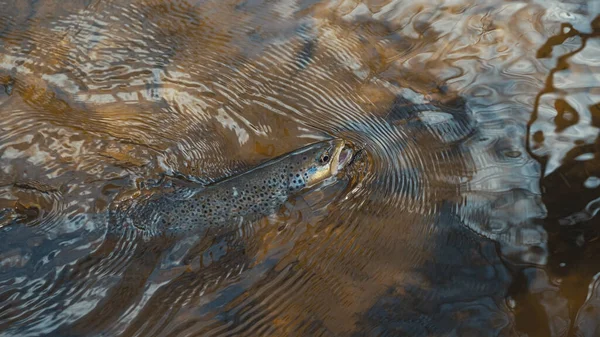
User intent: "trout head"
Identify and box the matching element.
[286,139,353,191]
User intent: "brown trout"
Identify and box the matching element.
[45,139,354,336]
[110,139,353,237]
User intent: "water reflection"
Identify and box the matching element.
[0,0,599,336]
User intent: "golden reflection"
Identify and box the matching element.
[0,1,598,336]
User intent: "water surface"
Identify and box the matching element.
[0,0,599,336]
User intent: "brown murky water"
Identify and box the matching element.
[0,0,599,336]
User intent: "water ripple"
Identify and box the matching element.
[0,0,597,336]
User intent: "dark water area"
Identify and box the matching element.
[0,0,599,336]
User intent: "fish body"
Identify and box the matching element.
[110,139,353,237]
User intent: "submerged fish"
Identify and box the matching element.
[47,139,354,336]
[110,138,354,238]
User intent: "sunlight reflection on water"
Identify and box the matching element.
[0,0,599,336]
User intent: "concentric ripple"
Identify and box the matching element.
[0,0,598,336]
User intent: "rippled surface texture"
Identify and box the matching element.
[1,0,599,336]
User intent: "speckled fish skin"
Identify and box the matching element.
[110,139,352,237]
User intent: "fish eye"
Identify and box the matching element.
[319,153,330,164]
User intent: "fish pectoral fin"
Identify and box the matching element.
[284,195,316,215]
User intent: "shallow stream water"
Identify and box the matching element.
[0,0,599,336]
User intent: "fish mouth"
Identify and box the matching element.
[338,146,353,167]
[333,141,353,173]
